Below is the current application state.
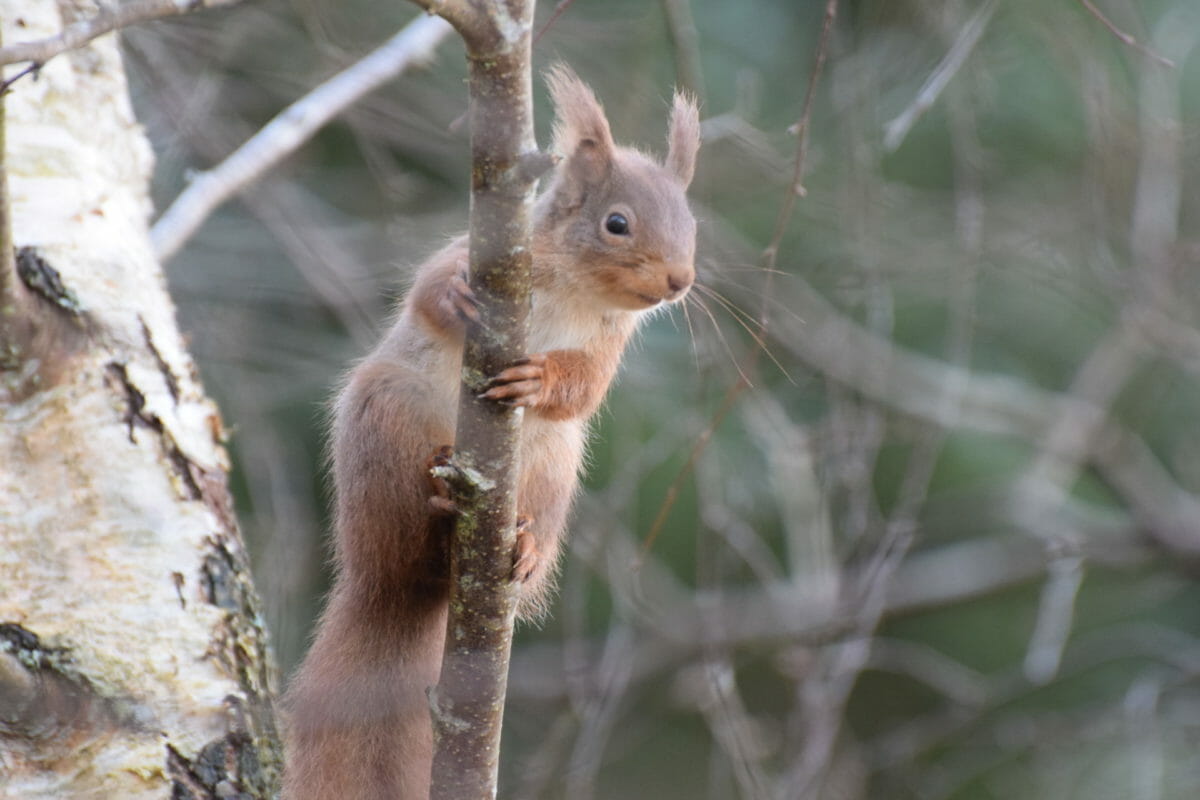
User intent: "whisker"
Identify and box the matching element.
[686,293,753,387]
[696,280,806,327]
[711,265,792,277]
[680,295,701,373]
[694,284,796,385]
[694,283,762,333]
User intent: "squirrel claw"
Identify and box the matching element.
[479,380,542,405]
[511,515,538,583]
[479,354,548,406]
[428,495,459,516]
[442,261,480,324]
[427,445,459,516]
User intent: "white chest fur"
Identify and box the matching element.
[528,287,637,355]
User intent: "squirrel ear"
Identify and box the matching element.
[546,64,614,184]
[666,91,701,187]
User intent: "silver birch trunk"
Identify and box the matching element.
[0,3,281,798]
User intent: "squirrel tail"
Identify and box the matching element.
[282,583,447,800]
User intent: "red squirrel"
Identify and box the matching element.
[282,66,700,800]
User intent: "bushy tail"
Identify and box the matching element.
[281,585,447,800]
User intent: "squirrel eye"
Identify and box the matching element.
[604,213,630,236]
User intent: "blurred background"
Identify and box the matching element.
[124,0,1200,797]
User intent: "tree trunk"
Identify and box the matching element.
[405,1,541,797]
[0,3,281,798]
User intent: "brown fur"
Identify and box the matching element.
[282,65,701,800]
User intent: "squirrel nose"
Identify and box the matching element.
[666,265,694,298]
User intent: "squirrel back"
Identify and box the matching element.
[282,65,700,800]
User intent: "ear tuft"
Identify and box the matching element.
[545,64,614,181]
[666,91,701,187]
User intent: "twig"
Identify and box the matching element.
[760,271,1200,565]
[661,0,706,102]
[1023,554,1084,684]
[688,659,772,800]
[0,0,245,68]
[867,638,988,706]
[636,382,740,562]
[123,32,385,347]
[1129,8,1199,275]
[508,505,1158,704]
[532,0,577,46]
[0,63,38,95]
[151,13,454,262]
[765,0,838,256]
[636,0,839,559]
[1008,14,1200,672]
[1077,0,1175,68]
[563,626,636,800]
[1013,320,1142,513]
[882,0,996,153]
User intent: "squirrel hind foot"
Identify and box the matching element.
[512,515,539,583]
[427,445,459,516]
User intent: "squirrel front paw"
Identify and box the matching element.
[479,353,548,407]
[438,259,480,325]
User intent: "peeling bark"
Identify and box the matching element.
[0,3,281,798]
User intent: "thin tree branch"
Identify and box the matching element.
[882,0,996,153]
[1023,554,1084,684]
[532,0,577,46]
[637,0,838,558]
[0,0,245,67]
[419,2,543,798]
[661,0,706,102]
[636,380,740,562]
[151,13,454,262]
[771,275,1200,563]
[1129,7,1199,277]
[766,0,838,254]
[1007,14,1200,686]
[508,514,1157,704]
[408,0,486,43]
[1077,0,1175,68]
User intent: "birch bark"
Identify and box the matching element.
[0,3,281,798]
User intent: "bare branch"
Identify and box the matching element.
[1014,321,1143,531]
[678,659,772,799]
[1022,554,1084,684]
[0,0,244,67]
[772,274,1200,563]
[151,13,454,262]
[508,515,1155,705]
[661,0,706,102]
[422,2,540,798]
[1129,8,1200,275]
[637,0,839,561]
[408,0,486,42]
[636,378,740,560]
[767,0,838,241]
[1077,0,1175,68]
[532,0,578,46]
[882,0,996,153]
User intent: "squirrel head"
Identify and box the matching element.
[536,65,700,313]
